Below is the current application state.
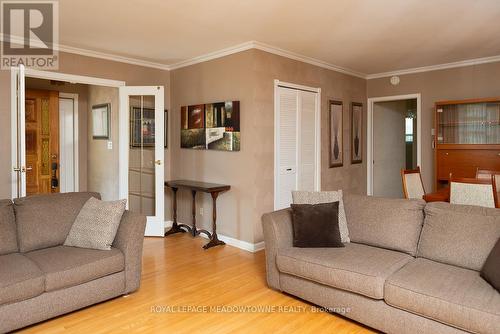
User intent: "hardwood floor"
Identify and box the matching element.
[20,234,376,334]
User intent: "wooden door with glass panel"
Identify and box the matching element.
[25,89,60,195]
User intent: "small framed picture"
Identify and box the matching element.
[130,107,155,147]
[351,102,363,164]
[329,100,343,168]
[92,103,110,139]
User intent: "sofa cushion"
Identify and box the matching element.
[343,194,425,255]
[385,258,500,334]
[417,202,500,271]
[290,202,343,248]
[292,190,350,243]
[0,253,44,305]
[481,237,500,292]
[0,199,18,255]
[14,192,101,252]
[64,197,127,250]
[25,246,124,292]
[276,243,412,299]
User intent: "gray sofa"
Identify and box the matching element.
[0,192,147,333]
[262,194,500,334]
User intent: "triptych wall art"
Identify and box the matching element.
[329,100,363,168]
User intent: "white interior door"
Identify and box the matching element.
[59,94,78,193]
[276,86,298,210]
[11,64,26,199]
[274,82,320,210]
[119,86,165,236]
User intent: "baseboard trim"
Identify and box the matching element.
[164,221,265,253]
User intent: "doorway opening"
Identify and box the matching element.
[367,94,421,197]
[11,67,166,236]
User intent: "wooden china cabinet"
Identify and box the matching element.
[434,97,500,189]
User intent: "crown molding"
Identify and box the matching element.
[366,54,500,79]
[168,40,367,79]
[4,33,500,80]
[251,41,367,79]
[0,34,170,71]
[167,41,255,70]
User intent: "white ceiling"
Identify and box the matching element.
[55,0,500,75]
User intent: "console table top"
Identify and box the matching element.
[165,180,230,193]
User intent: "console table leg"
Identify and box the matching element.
[191,190,199,237]
[203,191,225,249]
[165,187,189,236]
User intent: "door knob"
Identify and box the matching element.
[155,160,162,165]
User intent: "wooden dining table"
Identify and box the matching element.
[422,187,450,203]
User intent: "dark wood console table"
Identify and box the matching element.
[164,180,230,249]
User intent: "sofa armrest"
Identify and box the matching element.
[113,210,147,294]
[261,208,293,291]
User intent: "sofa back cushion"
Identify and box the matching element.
[417,202,500,271]
[14,192,101,253]
[0,199,18,255]
[343,194,425,256]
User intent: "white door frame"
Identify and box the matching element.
[59,92,79,192]
[273,79,321,210]
[119,86,165,236]
[10,67,125,198]
[367,93,421,195]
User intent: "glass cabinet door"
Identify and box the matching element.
[437,101,500,144]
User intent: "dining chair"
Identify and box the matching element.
[476,168,500,190]
[401,166,425,199]
[449,177,498,208]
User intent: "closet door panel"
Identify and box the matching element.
[277,87,298,209]
[299,91,316,191]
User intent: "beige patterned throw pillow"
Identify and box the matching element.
[64,197,127,250]
[292,190,350,243]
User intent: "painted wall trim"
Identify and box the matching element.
[5,34,500,81]
[25,68,126,87]
[366,93,422,196]
[366,54,500,79]
[1,34,170,71]
[165,221,265,253]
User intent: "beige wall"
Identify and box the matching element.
[367,61,500,192]
[170,49,367,244]
[87,86,119,200]
[25,78,89,191]
[0,51,170,203]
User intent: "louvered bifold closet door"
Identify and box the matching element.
[298,90,316,191]
[277,87,298,209]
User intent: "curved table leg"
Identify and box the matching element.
[203,191,226,250]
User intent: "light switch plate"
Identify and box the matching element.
[107,141,113,150]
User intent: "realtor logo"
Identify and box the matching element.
[1,1,59,69]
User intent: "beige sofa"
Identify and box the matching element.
[262,194,500,334]
[0,192,147,333]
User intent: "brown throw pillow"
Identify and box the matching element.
[290,201,344,248]
[481,237,500,292]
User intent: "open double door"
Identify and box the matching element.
[12,65,166,236]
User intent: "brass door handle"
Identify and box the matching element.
[155,160,162,165]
